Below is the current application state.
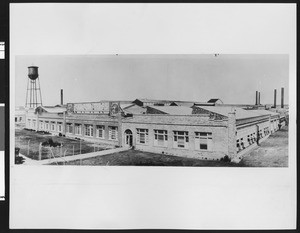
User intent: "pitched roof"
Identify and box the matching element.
[147,106,193,115]
[120,103,135,109]
[193,102,216,106]
[171,101,215,107]
[195,106,268,120]
[207,98,223,103]
[122,104,146,114]
[247,109,280,117]
[36,106,66,114]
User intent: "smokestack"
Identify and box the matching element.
[60,89,63,106]
[274,89,277,108]
[258,92,261,105]
[281,87,284,108]
[255,91,258,105]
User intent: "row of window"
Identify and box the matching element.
[69,123,118,141]
[27,120,62,132]
[136,129,213,150]
[15,117,23,122]
[237,132,257,152]
[27,120,118,141]
[236,127,271,152]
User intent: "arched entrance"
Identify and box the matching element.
[124,129,133,147]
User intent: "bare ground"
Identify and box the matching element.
[239,126,288,167]
[15,129,110,160]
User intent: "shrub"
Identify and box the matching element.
[42,138,62,147]
[223,155,231,162]
[15,156,25,164]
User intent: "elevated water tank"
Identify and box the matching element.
[28,66,39,80]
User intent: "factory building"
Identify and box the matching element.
[20,66,287,162]
[23,97,282,161]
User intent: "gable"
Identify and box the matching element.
[192,106,227,120]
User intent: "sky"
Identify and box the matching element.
[15,54,289,107]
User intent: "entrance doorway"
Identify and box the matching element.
[124,129,133,147]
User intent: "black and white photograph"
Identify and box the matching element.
[9,3,296,230]
[14,54,289,167]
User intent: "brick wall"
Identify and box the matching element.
[121,114,229,160]
[227,112,237,159]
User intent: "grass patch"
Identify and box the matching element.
[56,150,243,167]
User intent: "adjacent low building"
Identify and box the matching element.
[22,98,283,161]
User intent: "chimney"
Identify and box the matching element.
[281,87,284,108]
[258,92,261,105]
[60,89,63,106]
[255,91,258,105]
[274,89,277,108]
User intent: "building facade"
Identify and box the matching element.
[22,98,282,161]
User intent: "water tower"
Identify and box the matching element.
[25,66,43,108]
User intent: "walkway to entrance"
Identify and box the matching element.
[19,147,131,165]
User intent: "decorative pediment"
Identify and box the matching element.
[67,103,74,113]
[34,106,44,114]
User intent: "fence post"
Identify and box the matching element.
[38,142,42,160]
[64,149,67,165]
[80,140,81,155]
[73,145,75,156]
[49,147,52,160]
[94,144,95,152]
[27,140,30,156]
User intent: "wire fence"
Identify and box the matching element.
[15,136,108,164]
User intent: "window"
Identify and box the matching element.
[27,119,31,128]
[45,121,49,131]
[240,138,245,149]
[84,124,94,137]
[32,120,36,128]
[259,130,263,139]
[15,117,17,122]
[236,139,240,152]
[66,123,73,133]
[264,127,269,136]
[75,124,82,135]
[108,126,118,140]
[174,131,189,149]
[50,121,56,131]
[154,130,168,147]
[96,125,105,138]
[57,122,63,132]
[195,132,212,150]
[137,128,149,144]
[251,133,255,143]
[39,121,44,130]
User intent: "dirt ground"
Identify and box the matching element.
[239,126,288,167]
[15,129,111,160]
